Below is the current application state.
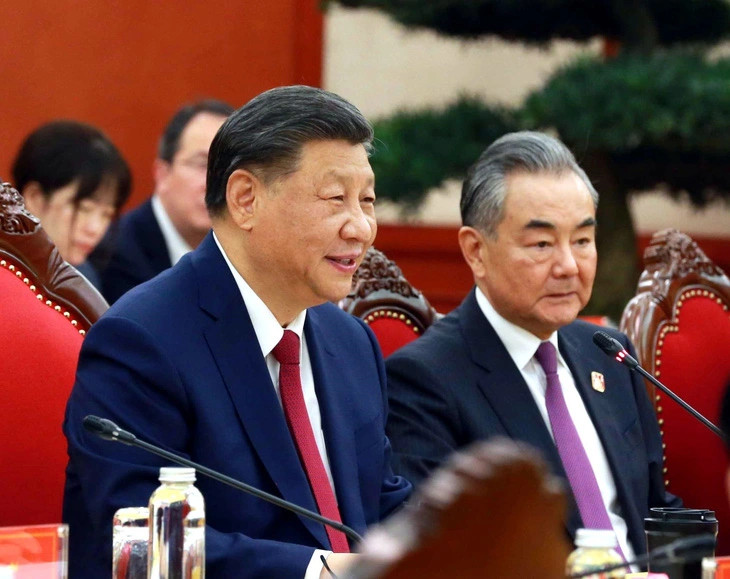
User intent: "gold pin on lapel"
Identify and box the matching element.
[591,371,606,392]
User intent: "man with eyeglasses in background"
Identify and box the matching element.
[94,99,233,303]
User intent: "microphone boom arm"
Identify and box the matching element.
[633,364,724,439]
[83,415,364,544]
[591,331,724,440]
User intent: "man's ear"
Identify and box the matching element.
[458,225,489,279]
[226,169,261,231]
[21,182,47,216]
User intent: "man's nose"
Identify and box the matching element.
[553,244,580,276]
[342,204,375,243]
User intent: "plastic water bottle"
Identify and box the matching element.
[566,528,625,578]
[148,467,205,579]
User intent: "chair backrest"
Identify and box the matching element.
[345,438,570,578]
[0,181,108,527]
[620,228,730,554]
[340,247,439,357]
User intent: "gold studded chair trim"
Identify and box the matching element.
[340,247,439,356]
[620,228,730,554]
[0,181,108,333]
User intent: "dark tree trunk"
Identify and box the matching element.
[612,0,659,53]
[580,152,640,321]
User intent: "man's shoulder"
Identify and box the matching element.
[562,318,628,343]
[309,301,371,335]
[104,255,198,320]
[116,199,160,239]
[386,306,465,362]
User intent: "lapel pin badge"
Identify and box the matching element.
[591,371,606,393]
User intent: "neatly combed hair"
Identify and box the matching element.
[460,131,599,237]
[205,85,373,216]
[157,99,234,163]
[12,120,132,211]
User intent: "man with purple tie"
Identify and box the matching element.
[385,131,681,559]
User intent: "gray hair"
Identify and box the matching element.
[460,131,598,237]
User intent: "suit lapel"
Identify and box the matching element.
[304,310,365,535]
[194,235,329,548]
[459,292,567,479]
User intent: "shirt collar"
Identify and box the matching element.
[212,232,306,357]
[151,195,193,265]
[474,287,559,370]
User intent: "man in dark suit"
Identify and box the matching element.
[386,131,680,560]
[95,99,233,303]
[63,86,411,578]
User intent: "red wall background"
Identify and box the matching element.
[0,0,323,209]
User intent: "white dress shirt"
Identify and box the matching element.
[214,233,334,578]
[475,288,635,563]
[151,195,193,266]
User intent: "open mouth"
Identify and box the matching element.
[328,257,356,266]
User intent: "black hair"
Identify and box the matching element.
[12,119,132,211]
[205,85,373,216]
[157,99,234,163]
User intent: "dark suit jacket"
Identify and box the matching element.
[385,288,680,555]
[96,198,172,304]
[63,233,411,578]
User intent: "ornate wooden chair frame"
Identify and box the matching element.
[1,181,108,527]
[620,228,730,553]
[621,229,730,401]
[340,247,439,355]
[0,182,108,332]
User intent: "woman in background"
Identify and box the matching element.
[11,120,131,288]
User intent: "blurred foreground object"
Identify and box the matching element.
[344,438,570,578]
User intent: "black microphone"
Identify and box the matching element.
[82,415,363,544]
[569,533,716,577]
[592,331,724,439]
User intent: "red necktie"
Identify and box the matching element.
[272,330,350,553]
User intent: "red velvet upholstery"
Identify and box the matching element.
[340,247,438,357]
[0,182,108,526]
[621,229,730,554]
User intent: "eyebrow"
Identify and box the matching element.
[325,168,375,187]
[524,217,597,230]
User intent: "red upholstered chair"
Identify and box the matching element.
[620,229,730,554]
[0,182,108,527]
[340,247,439,357]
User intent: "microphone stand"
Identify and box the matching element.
[592,331,724,439]
[83,415,364,544]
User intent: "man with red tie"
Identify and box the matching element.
[385,131,681,561]
[63,85,411,578]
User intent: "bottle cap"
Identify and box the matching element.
[159,467,196,483]
[574,528,618,549]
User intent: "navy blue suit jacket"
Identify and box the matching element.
[385,289,680,555]
[96,199,171,304]
[63,233,411,578]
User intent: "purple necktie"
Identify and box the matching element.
[535,341,625,558]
